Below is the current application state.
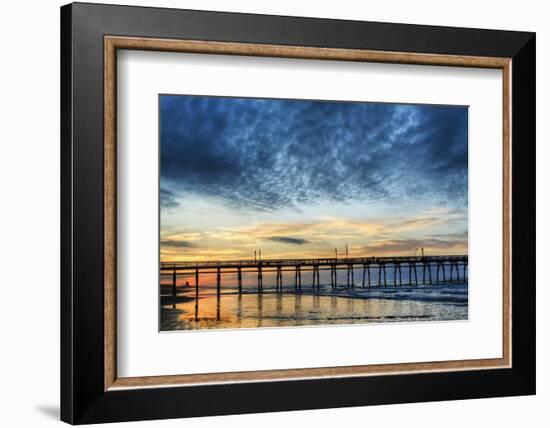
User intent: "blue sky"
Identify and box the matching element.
[159,95,468,261]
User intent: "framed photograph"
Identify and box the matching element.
[61,2,535,424]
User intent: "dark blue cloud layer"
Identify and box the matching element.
[160,239,197,248]
[267,236,310,245]
[160,95,467,211]
[160,187,179,209]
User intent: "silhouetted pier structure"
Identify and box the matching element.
[162,255,468,297]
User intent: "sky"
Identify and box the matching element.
[159,95,468,262]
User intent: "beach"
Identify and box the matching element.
[160,281,468,331]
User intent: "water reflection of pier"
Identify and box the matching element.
[161,255,468,297]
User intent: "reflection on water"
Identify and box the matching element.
[161,288,468,331]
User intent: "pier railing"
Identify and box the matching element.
[160,255,467,271]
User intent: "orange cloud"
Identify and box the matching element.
[160,214,467,262]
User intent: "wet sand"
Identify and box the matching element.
[160,285,468,331]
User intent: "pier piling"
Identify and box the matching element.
[172,269,176,297]
[161,255,468,297]
[367,264,371,288]
[422,263,426,285]
[275,265,283,292]
[216,267,221,295]
[311,265,317,290]
[316,266,321,290]
[237,267,242,293]
[194,268,199,321]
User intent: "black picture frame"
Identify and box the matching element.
[61,2,535,424]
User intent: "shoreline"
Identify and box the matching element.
[161,283,468,305]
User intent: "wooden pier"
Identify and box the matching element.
[161,255,468,297]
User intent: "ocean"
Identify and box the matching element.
[160,265,468,331]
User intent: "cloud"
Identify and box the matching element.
[159,215,467,261]
[160,239,197,248]
[160,96,468,212]
[266,236,310,245]
[160,187,179,209]
[430,230,468,240]
[359,230,468,256]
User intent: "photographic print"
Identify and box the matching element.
[159,95,468,331]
